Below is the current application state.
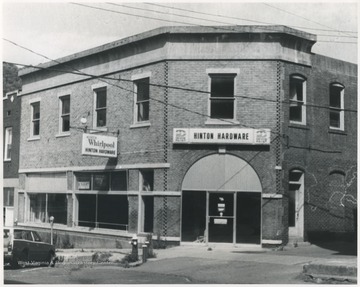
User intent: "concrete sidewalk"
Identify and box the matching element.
[56,242,357,283]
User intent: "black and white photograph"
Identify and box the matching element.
[2,1,357,285]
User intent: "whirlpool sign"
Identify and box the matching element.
[173,128,271,145]
[81,134,118,158]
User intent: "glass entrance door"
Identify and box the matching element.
[208,192,235,243]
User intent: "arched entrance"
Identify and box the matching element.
[181,154,262,244]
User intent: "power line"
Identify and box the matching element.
[263,3,356,38]
[145,2,357,35]
[108,2,357,39]
[71,2,357,44]
[7,59,357,114]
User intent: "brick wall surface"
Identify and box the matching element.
[282,56,357,238]
[3,94,21,179]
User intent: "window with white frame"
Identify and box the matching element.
[289,75,306,124]
[329,83,344,130]
[134,78,150,123]
[59,95,70,133]
[31,101,40,136]
[94,88,107,127]
[4,127,12,161]
[209,74,236,119]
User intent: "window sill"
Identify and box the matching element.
[288,123,309,130]
[27,136,40,142]
[56,132,71,138]
[4,159,11,162]
[130,122,151,129]
[205,119,240,126]
[328,128,347,135]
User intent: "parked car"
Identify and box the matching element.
[3,228,56,268]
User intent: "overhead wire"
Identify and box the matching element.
[145,2,357,35]
[5,59,357,114]
[71,2,357,44]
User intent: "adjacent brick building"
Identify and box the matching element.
[3,89,21,226]
[16,26,357,247]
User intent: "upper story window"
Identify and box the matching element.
[59,95,70,133]
[329,83,344,130]
[289,75,306,124]
[134,78,150,123]
[209,74,236,120]
[31,101,40,136]
[4,127,12,161]
[94,87,107,128]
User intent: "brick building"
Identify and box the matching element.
[16,26,357,247]
[3,89,21,226]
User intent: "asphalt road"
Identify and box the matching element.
[4,256,308,284]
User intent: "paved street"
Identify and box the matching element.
[4,242,356,284]
[4,257,307,284]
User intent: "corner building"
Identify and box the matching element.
[17,26,357,247]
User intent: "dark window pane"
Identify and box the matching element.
[93,173,109,191]
[33,103,40,119]
[62,115,70,132]
[210,99,234,119]
[97,110,106,127]
[78,194,96,228]
[141,170,154,191]
[290,79,303,101]
[96,89,107,108]
[211,75,234,97]
[137,101,149,122]
[330,110,340,128]
[33,121,40,136]
[330,87,342,108]
[289,102,302,122]
[97,195,128,230]
[136,78,150,101]
[111,171,128,191]
[62,96,70,114]
[48,194,67,224]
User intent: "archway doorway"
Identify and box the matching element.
[181,154,262,244]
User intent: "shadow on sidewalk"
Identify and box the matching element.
[310,241,357,256]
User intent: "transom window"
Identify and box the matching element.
[59,95,70,133]
[134,78,150,123]
[289,75,306,124]
[329,83,344,130]
[75,171,128,191]
[140,170,154,191]
[31,101,40,136]
[210,74,236,119]
[94,88,107,127]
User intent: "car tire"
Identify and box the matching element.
[47,252,56,267]
[10,258,19,269]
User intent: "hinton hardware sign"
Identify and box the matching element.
[81,134,118,158]
[173,128,271,145]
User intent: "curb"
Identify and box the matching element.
[303,263,357,283]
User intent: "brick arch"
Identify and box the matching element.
[181,154,262,192]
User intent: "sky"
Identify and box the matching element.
[1,1,358,68]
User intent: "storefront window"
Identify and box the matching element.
[29,194,46,223]
[77,194,128,230]
[29,193,67,224]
